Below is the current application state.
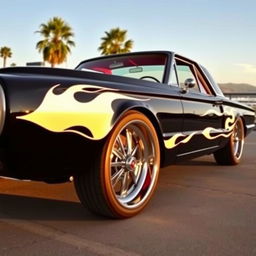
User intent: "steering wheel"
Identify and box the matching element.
[139,76,160,83]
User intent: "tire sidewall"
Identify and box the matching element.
[229,117,245,164]
[100,111,160,218]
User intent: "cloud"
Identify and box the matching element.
[236,63,256,73]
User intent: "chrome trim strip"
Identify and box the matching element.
[246,124,255,129]
[0,176,31,182]
[0,85,6,135]
[177,145,219,157]
[163,132,179,138]
[163,128,228,138]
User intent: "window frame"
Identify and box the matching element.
[168,62,179,87]
[174,56,213,96]
[76,52,170,84]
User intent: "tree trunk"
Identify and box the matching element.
[3,57,6,68]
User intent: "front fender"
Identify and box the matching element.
[110,99,166,166]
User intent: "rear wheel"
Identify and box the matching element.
[74,111,160,218]
[214,117,244,165]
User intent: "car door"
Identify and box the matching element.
[173,56,224,158]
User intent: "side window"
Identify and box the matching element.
[176,64,200,93]
[172,57,213,95]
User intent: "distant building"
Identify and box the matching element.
[224,93,256,108]
[26,62,45,67]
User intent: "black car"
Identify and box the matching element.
[0,51,255,218]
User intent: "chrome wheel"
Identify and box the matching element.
[232,119,244,160]
[214,117,245,165]
[110,120,158,209]
[74,111,160,218]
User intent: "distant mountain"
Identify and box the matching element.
[218,83,256,94]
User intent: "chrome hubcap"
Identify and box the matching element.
[125,156,137,172]
[110,121,158,208]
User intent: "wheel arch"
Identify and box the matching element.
[240,115,247,134]
[234,111,247,136]
[111,101,166,167]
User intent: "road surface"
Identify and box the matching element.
[0,132,256,256]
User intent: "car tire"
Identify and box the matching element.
[74,110,160,218]
[214,117,245,165]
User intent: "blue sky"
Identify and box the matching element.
[0,0,255,85]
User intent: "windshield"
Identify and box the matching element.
[76,53,168,83]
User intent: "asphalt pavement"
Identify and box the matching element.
[0,132,256,256]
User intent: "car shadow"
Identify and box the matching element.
[0,157,217,222]
[0,194,106,221]
[174,158,216,166]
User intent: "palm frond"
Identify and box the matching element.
[98,27,134,55]
[36,17,75,67]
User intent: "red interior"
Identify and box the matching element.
[79,54,167,74]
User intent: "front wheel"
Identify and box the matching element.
[214,117,245,165]
[74,111,160,218]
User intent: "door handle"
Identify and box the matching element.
[214,100,223,106]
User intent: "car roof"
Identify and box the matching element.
[77,51,175,67]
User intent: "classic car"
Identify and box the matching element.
[0,51,255,218]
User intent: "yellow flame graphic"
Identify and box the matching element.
[224,109,236,131]
[17,84,147,140]
[200,109,225,117]
[18,84,236,149]
[164,132,197,149]
[164,108,236,149]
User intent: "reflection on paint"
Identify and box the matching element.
[164,132,197,149]
[164,109,236,149]
[17,84,147,140]
[17,84,237,150]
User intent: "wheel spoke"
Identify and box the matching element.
[148,164,153,178]
[232,120,244,158]
[129,170,137,185]
[117,135,126,156]
[112,148,124,160]
[134,161,142,184]
[126,129,133,155]
[131,144,138,157]
[120,172,129,197]
[148,156,154,165]
[120,162,148,204]
[111,161,125,168]
[111,168,125,187]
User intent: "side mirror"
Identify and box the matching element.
[184,78,196,89]
[181,78,196,93]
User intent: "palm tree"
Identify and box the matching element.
[98,27,133,55]
[0,47,12,68]
[36,17,75,67]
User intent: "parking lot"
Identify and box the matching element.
[0,132,255,256]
